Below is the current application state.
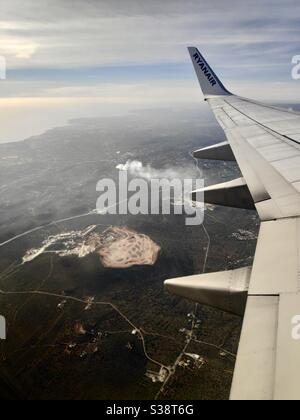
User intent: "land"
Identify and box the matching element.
[0,108,260,400]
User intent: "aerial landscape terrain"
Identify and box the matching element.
[0,107,260,400]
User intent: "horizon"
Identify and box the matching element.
[0,0,300,142]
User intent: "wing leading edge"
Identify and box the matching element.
[165,47,300,400]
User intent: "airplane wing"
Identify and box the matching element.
[165,47,300,400]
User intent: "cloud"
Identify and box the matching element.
[1,77,299,103]
[0,39,39,59]
[0,0,299,71]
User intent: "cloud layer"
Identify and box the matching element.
[0,0,299,143]
[0,0,299,71]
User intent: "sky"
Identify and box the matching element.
[0,0,300,142]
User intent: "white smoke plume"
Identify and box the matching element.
[116,160,197,181]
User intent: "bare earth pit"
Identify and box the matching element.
[98,227,161,268]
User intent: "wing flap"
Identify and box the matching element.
[249,219,298,295]
[275,293,300,400]
[230,218,300,400]
[231,291,300,400]
[230,296,279,400]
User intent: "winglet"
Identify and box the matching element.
[188,47,231,98]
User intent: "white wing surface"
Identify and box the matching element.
[165,47,300,400]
